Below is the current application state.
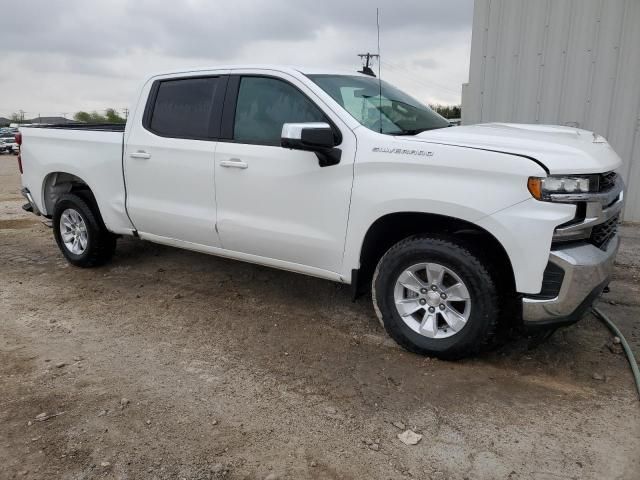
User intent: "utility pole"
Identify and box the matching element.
[357,53,379,77]
[122,108,129,120]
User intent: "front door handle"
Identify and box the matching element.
[220,158,248,169]
[129,150,151,159]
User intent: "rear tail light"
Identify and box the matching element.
[16,133,23,173]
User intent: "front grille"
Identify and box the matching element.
[598,171,617,192]
[590,214,619,250]
[530,262,565,300]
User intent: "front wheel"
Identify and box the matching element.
[372,235,499,359]
[53,193,116,267]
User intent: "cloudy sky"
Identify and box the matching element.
[0,0,473,120]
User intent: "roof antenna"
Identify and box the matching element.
[356,9,383,133]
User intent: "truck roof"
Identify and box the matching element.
[147,65,370,79]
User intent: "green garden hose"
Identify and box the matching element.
[592,305,640,401]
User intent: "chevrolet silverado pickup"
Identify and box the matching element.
[17,65,625,359]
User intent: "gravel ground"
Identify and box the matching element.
[1,154,639,479]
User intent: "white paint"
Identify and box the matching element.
[18,127,134,234]
[19,65,623,296]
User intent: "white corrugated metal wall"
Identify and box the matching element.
[462,0,640,222]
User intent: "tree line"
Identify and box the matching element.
[430,104,461,119]
[6,108,126,124]
[73,108,126,123]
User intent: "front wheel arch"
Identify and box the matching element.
[356,212,516,301]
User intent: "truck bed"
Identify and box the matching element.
[19,124,134,234]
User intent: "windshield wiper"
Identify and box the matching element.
[393,127,443,136]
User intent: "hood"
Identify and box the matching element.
[405,123,622,174]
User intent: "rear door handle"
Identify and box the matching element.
[220,158,248,169]
[129,150,151,159]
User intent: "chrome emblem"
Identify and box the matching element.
[372,147,434,156]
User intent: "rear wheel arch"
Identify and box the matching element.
[42,172,98,217]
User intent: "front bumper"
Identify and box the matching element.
[522,235,619,327]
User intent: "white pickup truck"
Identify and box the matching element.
[18,65,624,359]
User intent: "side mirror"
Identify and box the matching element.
[281,122,341,167]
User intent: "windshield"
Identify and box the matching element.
[307,74,450,135]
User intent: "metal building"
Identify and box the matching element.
[462,0,640,222]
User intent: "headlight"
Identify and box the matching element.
[527,175,593,200]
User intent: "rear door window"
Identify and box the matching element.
[149,77,220,139]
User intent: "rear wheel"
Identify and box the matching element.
[372,235,498,359]
[52,193,116,267]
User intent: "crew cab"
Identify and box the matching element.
[17,65,624,358]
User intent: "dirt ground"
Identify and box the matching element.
[1,154,639,480]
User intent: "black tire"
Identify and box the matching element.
[372,235,498,360]
[52,193,116,268]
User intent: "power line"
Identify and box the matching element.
[383,60,460,94]
[381,60,461,97]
